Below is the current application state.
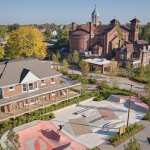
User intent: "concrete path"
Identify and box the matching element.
[98,120,150,150]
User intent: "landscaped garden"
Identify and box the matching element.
[109,122,144,147]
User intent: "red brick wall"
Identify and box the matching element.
[38,76,59,89]
[3,84,22,98]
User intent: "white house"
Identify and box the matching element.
[50,29,57,36]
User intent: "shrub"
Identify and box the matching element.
[13,120,18,127]
[17,120,22,126]
[49,113,55,118]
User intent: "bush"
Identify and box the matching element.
[133,76,149,84]
[17,120,22,126]
[109,122,144,146]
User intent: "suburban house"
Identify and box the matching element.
[115,40,150,68]
[49,29,57,36]
[0,58,81,122]
[39,29,46,33]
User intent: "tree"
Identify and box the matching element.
[0,25,8,40]
[7,23,20,32]
[6,26,47,59]
[53,38,68,50]
[107,60,121,88]
[81,61,89,77]
[126,61,132,77]
[86,22,90,25]
[44,29,52,40]
[141,26,149,42]
[0,46,5,60]
[56,52,60,70]
[99,21,102,25]
[79,59,90,76]
[72,50,80,74]
[52,53,57,68]
[60,58,68,72]
[124,136,141,150]
[5,129,21,150]
[95,66,101,78]
[139,66,146,84]
[144,80,150,98]
[81,78,88,93]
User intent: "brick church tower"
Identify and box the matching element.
[91,5,99,25]
[130,17,140,42]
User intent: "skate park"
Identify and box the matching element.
[1,95,148,150]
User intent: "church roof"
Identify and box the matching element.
[110,19,119,23]
[130,18,140,23]
[92,6,99,16]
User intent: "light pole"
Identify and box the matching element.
[49,55,50,64]
[127,84,134,131]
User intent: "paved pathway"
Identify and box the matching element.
[98,120,150,150]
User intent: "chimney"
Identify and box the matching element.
[90,22,94,34]
[72,22,76,31]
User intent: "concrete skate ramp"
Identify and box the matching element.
[16,120,88,150]
[106,95,149,114]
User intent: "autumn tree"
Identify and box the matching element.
[124,136,141,150]
[0,25,8,40]
[6,26,47,59]
[0,46,5,60]
[144,80,150,98]
[5,129,21,150]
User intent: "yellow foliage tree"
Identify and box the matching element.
[0,46,5,60]
[6,26,47,59]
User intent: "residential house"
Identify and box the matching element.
[0,58,81,122]
[50,29,57,36]
[115,40,150,68]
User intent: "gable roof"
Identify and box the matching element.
[130,18,140,23]
[110,19,119,23]
[0,58,62,87]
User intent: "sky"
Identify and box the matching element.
[0,0,149,25]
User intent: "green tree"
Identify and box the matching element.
[126,61,132,77]
[81,78,88,93]
[6,26,47,59]
[99,21,102,25]
[95,66,101,78]
[0,46,5,60]
[124,136,141,150]
[79,59,90,76]
[72,50,80,74]
[60,58,68,73]
[5,129,21,150]
[52,53,57,68]
[44,29,52,40]
[144,80,150,98]
[141,26,149,42]
[7,23,20,32]
[53,38,68,50]
[56,52,60,70]
[81,61,89,77]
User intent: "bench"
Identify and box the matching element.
[82,111,96,117]
[89,115,108,123]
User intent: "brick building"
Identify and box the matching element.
[115,40,150,68]
[0,58,80,122]
[60,6,140,60]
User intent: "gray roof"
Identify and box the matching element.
[0,58,62,87]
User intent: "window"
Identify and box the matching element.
[120,54,124,59]
[134,54,136,58]
[148,46,150,50]
[35,81,38,89]
[41,79,45,85]
[131,54,133,58]
[143,47,146,51]
[143,60,146,66]
[140,54,142,59]
[148,53,150,57]
[22,84,27,92]
[132,25,135,29]
[144,54,146,58]
[81,49,83,52]
[30,98,35,104]
[9,86,14,91]
[29,83,34,91]
[51,77,55,84]
[120,61,124,66]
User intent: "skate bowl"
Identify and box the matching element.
[106,95,149,114]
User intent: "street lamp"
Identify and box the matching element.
[49,55,50,64]
[127,84,134,131]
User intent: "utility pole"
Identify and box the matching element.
[49,55,50,64]
[127,84,134,131]
[126,61,128,78]
[90,65,92,80]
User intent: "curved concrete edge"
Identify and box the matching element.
[0,121,38,149]
[52,97,95,115]
[106,95,148,114]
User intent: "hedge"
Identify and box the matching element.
[141,97,150,120]
[70,74,97,84]
[93,85,137,101]
[109,122,144,146]
[117,73,134,77]
[133,76,150,84]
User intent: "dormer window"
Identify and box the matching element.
[143,47,146,51]
[41,79,45,85]
[148,46,150,50]
[120,47,123,52]
[131,54,133,58]
[134,54,136,58]
[9,86,14,91]
[51,77,55,84]
[29,83,34,91]
[22,84,27,92]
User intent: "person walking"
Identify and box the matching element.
[57,125,64,134]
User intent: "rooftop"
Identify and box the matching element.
[85,58,116,65]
